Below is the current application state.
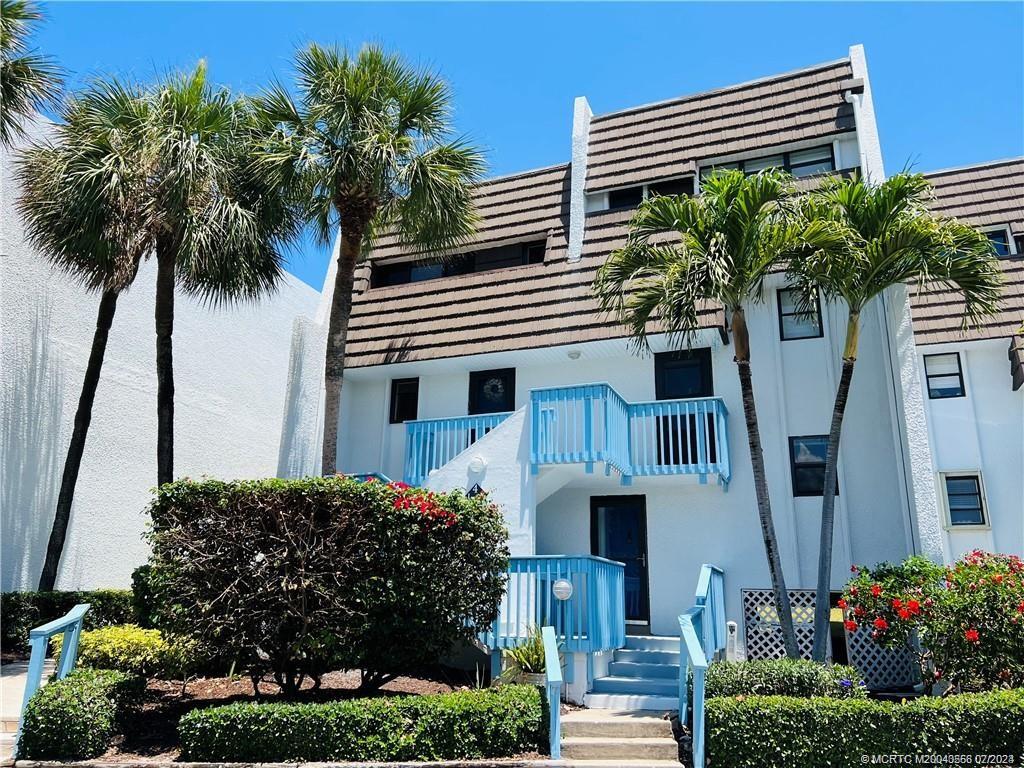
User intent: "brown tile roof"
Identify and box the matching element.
[910,159,1024,345]
[585,59,856,192]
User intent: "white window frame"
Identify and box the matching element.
[938,471,991,531]
[585,175,696,213]
[981,224,1016,256]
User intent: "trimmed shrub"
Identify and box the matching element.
[178,685,543,762]
[147,476,509,694]
[1,589,134,654]
[16,668,144,761]
[705,659,867,699]
[706,689,1024,767]
[130,565,156,628]
[842,551,1024,690]
[51,624,202,679]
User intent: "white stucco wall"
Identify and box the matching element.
[918,339,1024,561]
[1,127,321,591]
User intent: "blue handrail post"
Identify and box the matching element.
[541,626,562,760]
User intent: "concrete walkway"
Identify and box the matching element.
[1,660,56,760]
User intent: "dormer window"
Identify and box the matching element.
[371,240,546,288]
[984,227,1013,257]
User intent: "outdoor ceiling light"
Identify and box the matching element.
[567,350,581,360]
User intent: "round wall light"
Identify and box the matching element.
[552,578,574,601]
[468,454,487,474]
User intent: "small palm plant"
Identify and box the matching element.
[253,44,484,475]
[500,625,555,684]
[788,173,1003,662]
[1,0,61,147]
[595,169,844,658]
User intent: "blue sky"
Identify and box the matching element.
[36,2,1024,289]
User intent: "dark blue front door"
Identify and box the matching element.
[591,495,649,624]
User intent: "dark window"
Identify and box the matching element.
[701,145,836,179]
[789,435,838,497]
[778,288,823,340]
[986,229,1011,257]
[1014,234,1024,255]
[924,353,965,399]
[944,475,986,526]
[655,349,714,399]
[648,177,695,198]
[468,368,516,415]
[389,378,419,424]
[608,186,644,211]
[371,241,546,287]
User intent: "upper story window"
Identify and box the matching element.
[371,240,546,288]
[777,288,823,340]
[389,378,419,424]
[942,473,987,527]
[700,144,836,180]
[468,368,516,415]
[923,353,965,399]
[789,435,838,497]
[654,349,713,399]
[590,176,696,213]
[984,226,1014,258]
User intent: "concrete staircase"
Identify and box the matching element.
[561,708,680,765]
[1,717,17,762]
[584,634,680,711]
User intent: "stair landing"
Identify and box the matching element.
[584,635,680,712]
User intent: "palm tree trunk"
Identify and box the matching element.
[811,313,859,662]
[732,307,800,659]
[320,231,362,476]
[155,245,175,486]
[37,290,119,591]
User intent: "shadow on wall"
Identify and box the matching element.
[1,302,65,590]
[276,316,323,478]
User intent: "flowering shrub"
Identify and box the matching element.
[841,551,1024,691]
[147,476,509,694]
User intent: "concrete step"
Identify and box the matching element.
[561,736,679,761]
[592,675,677,696]
[609,660,680,679]
[1,733,15,762]
[583,692,678,711]
[624,634,679,652]
[562,709,672,739]
[0,720,16,735]
[614,648,681,665]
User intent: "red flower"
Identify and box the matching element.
[906,599,921,614]
[897,608,911,620]
[854,605,866,617]
[873,617,889,630]
[850,564,858,573]
[870,584,882,597]
[992,573,1004,584]
[850,586,859,596]
[844,620,858,632]
[837,598,848,609]
[891,598,902,609]
[1016,601,1024,614]
[965,628,980,643]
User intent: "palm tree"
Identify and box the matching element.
[144,62,301,485]
[594,169,843,658]
[253,44,484,476]
[1,0,61,147]
[17,79,152,590]
[788,173,1003,662]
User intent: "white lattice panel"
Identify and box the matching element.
[742,589,821,660]
[845,626,919,690]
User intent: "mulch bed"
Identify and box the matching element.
[104,668,511,762]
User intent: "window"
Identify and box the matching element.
[1014,234,1024,255]
[468,368,516,415]
[592,177,695,213]
[701,144,836,179]
[655,349,714,399]
[789,435,838,497]
[371,240,546,287]
[389,378,419,424]
[777,288,823,340]
[607,186,644,211]
[985,228,1012,257]
[648,177,695,198]
[942,474,987,526]
[923,353,965,399]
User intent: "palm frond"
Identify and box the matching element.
[1,0,61,146]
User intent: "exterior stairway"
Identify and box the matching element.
[584,635,680,711]
[561,708,679,764]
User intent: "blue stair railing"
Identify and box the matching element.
[678,564,726,768]
[541,626,563,760]
[404,412,512,486]
[17,603,91,743]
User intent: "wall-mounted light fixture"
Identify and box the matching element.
[567,350,581,360]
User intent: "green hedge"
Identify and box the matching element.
[179,685,543,762]
[16,668,144,761]
[705,659,866,699]
[706,689,1024,767]
[1,589,135,654]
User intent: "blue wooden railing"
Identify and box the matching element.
[404,412,512,486]
[530,383,730,487]
[18,603,90,741]
[678,564,726,768]
[480,555,625,654]
[541,626,563,760]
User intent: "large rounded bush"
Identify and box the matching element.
[146,476,509,694]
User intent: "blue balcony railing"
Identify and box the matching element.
[480,555,626,654]
[404,412,512,486]
[530,383,731,486]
